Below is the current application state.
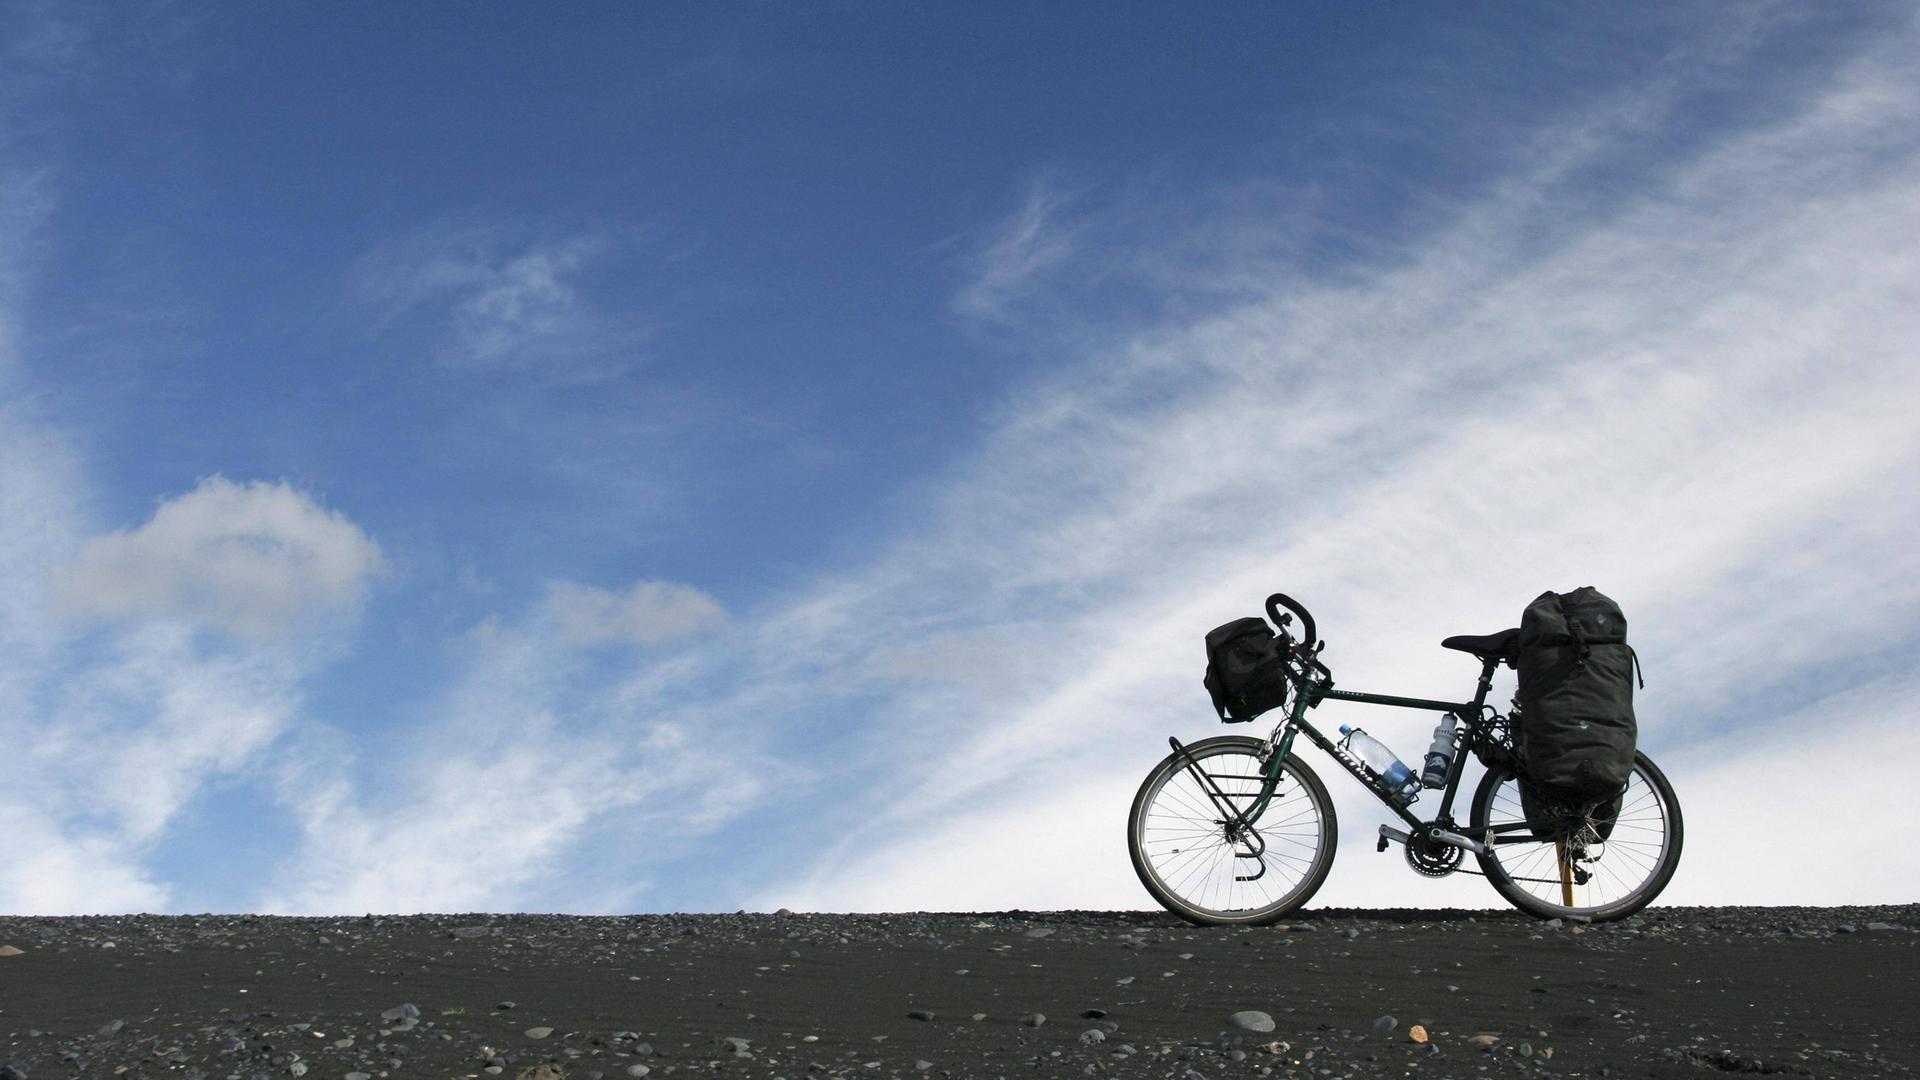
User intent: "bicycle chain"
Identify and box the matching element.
[1408,858,1602,887]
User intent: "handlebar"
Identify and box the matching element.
[1265,593,1316,651]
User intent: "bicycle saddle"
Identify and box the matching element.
[1441,627,1520,658]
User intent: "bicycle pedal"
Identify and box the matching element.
[1376,825,1410,852]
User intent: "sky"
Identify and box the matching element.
[1,2,1916,916]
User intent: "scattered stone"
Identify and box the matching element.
[775,908,795,916]
[907,1010,936,1022]
[0,1064,26,1080]
[1409,1025,1429,1044]
[1467,1034,1501,1050]
[624,1067,650,1079]
[496,1001,517,1010]
[971,1013,988,1022]
[453,926,491,939]
[98,1019,126,1036]
[345,1073,372,1080]
[1079,1029,1106,1045]
[1026,927,1056,939]
[379,1003,419,1022]
[915,1061,933,1072]
[1370,1014,1397,1036]
[0,945,24,958]
[524,1026,555,1040]
[1344,928,1360,940]
[1263,1041,1290,1055]
[1021,1013,1047,1027]
[516,1067,565,1080]
[1227,1011,1275,1034]
[1519,1041,1535,1058]
[1867,921,1904,931]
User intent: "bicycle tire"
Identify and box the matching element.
[1128,736,1337,926]
[1470,750,1683,921]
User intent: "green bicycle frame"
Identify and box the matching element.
[1226,652,1508,834]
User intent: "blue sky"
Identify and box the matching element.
[3,3,1917,914]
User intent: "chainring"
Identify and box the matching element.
[1404,834,1464,877]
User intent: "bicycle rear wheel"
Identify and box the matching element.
[1127,735,1336,926]
[1471,750,1683,921]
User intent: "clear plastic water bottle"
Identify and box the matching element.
[1339,723,1420,803]
[1421,712,1460,789]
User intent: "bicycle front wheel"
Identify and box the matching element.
[1471,750,1683,921]
[1127,735,1337,926]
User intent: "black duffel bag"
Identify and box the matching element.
[1203,617,1290,722]
[1514,586,1642,802]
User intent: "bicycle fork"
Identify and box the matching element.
[1168,737,1272,882]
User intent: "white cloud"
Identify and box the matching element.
[256,615,792,915]
[56,476,385,639]
[544,579,727,648]
[355,225,644,372]
[951,180,1082,322]
[0,414,377,912]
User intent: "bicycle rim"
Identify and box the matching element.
[1129,739,1334,924]
[1473,753,1682,920]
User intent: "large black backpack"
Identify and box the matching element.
[1202,617,1291,722]
[1514,587,1641,801]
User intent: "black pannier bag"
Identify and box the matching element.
[1514,587,1641,802]
[1203,617,1290,722]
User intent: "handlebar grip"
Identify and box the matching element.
[1265,593,1315,650]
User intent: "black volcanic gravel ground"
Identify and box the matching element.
[2,907,1915,1080]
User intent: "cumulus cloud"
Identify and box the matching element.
[544,579,728,648]
[56,476,385,638]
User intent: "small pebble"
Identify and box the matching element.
[1227,1011,1276,1034]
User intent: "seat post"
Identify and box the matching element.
[1471,655,1503,711]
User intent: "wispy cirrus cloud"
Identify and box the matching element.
[353,224,648,373]
[950,180,1084,323]
[255,581,787,915]
[726,9,1920,912]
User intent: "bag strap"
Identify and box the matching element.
[1567,618,1592,670]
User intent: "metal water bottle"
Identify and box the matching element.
[1338,723,1420,803]
[1420,712,1459,789]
